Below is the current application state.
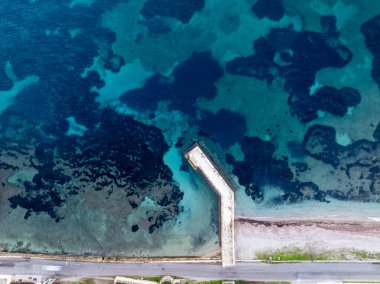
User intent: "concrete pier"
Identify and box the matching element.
[185,144,235,267]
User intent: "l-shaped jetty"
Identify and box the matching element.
[185,144,235,267]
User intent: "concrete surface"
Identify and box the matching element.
[185,144,235,267]
[1,258,380,281]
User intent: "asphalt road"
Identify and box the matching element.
[1,258,380,282]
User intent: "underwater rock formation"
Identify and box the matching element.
[0,0,186,233]
[320,15,339,38]
[226,36,279,82]
[198,109,247,148]
[230,136,327,203]
[120,73,171,112]
[138,18,172,35]
[303,124,344,167]
[312,86,361,117]
[103,52,125,73]
[121,51,223,114]
[226,25,354,123]
[361,14,380,90]
[0,0,121,129]
[1,110,183,231]
[140,0,205,24]
[251,0,285,21]
[373,121,380,141]
[228,130,357,204]
[0,70,13,91]
[302,124,380,202]
[170,51,223,113]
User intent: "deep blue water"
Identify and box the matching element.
[0,0,380,256]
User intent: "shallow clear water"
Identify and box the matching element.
[0,0,380,256]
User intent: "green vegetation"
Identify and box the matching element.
[196,281,226,284]
[194,281,289,284]
[120,276,163,282]
[189,281,288,284]
[121,278,289,284]
[256,248,330,262]
[256,247,380,262]
[350,250,380,260]
[81,278,289,284]
[68,279,94,284]
[138,277,162,282]
[62,277,290,284]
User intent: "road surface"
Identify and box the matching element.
[1,258,380,282]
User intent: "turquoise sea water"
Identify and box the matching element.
[1,0,380,256]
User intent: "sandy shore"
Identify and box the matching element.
[235,217,380,260]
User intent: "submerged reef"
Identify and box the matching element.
[121,51,249,148]
[251,0,285,21]
[198,109,247,148]
[224,8,379,204]
[302,124,343,167]
[230,122,380,204]
[361,14,380,90]
[1,110,183,232]
[228,136,327,203]
[0,0,184,232]
[311,86,361,117]
[0,0,120,128]
[138,18,172,36]
[140,0,205,24]
[120,73,171,112]
[302,124,380,202]
[0,69,13,91]
[320,15,339,38]
[374,121,380,141]
[121,51,223,114]
[226,24,357,123]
